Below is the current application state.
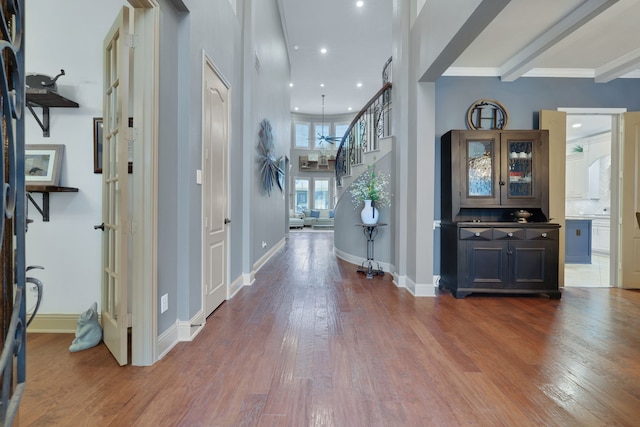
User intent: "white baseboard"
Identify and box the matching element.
[27,314,82,333]
[253,237,286,272]
[242,272,253,287]
[393,272,406,288]
[157,320,179,360]
[334,247,392,274]
[180,309,205,340]
[228,274,245,298]
[391,273,438,297]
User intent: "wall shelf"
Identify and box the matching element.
[26,185,79,222]
[26,88,79,137]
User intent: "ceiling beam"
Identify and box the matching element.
[594,47,640,82]
[419,0,510,82]
[499,0,619,82]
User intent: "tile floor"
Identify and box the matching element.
[565,254,611,287]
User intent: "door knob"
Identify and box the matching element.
[224,218,231,224]
[94,223,105,231]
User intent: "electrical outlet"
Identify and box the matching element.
[261,241,267,248]
[161,294,168,313]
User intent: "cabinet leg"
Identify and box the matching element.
[548,291,562,300]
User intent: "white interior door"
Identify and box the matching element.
[203,59,229,317]
[620,112,640,288]
[101,6,131,365]
[540,109,567,287]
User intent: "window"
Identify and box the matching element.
[314,179,329,209]
[295,177,335,210]
[335,123,349,143]
[295,123,310,148]
[295,179,309,212]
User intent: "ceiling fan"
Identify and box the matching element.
[316,94,342,146]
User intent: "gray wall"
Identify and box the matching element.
[160,0,291,328]
[157,0,185,335]
[248,0,292,267]
[166,0,248,330]
[334,153,394,265]
[433,76,640,274]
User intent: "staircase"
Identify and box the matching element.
[335,57,392,202]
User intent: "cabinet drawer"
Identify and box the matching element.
[493,228,525,240]
[460,228,492,240]
[526,228,558,240]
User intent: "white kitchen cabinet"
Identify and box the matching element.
[592,218,610,255]
[566,153,587,199]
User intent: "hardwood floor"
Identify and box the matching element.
[21,231,640,426]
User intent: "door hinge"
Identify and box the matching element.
[126,33,137,48]
[204,216,208,228]
[127,127,137,143]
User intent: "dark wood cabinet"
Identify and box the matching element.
[440,129,560,299]
[441,130,549,221]
[444,223,560,298]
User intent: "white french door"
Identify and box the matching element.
[101,6,132,365]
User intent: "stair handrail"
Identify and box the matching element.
[335,81,392,184]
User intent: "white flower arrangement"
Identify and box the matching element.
[350,164,391,209]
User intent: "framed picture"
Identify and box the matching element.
[93,117,133,174]
[25,144,65,186]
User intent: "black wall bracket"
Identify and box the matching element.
[26,186,79,222]
[26,89,79,137]
[27,104,51,137]
[27,192,50,221]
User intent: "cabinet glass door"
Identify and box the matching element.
[467,140,495,197]
[506,139,534,198]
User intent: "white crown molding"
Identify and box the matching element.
[442,67,501,77]
[443,66,640,80]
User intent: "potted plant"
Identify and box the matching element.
[350,164,391,224]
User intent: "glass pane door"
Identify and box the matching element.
[507,139,534,198]
[467,140,494,197]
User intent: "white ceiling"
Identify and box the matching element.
[279,0,640,116]
[278,0,393,115]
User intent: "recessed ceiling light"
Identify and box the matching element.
[293,45,299,50]
[348,107,353,111]
[294,107,299,111]
[572,123,582,128]
[320,83,325,87]
[356,1,364,7]
[357,82,363,88]
[289,82,294,87]
[320,47,327,54]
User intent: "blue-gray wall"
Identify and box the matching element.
[157,0,185,334]
[334,153,394,266]
[157,0,291,331]
[433,76,640,274]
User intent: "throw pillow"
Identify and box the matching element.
[310,210,320,218]
[329,210,335,218]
